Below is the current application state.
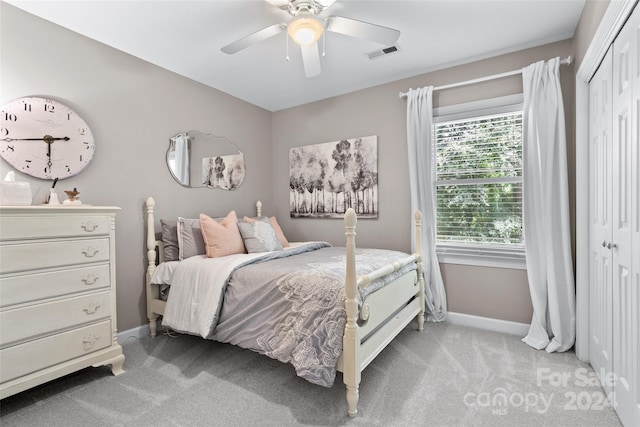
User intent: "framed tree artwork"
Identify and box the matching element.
[289,135,378,218]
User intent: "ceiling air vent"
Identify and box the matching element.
[366,45,399,60]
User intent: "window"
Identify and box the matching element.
[433,95,525,269]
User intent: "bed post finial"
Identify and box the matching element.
[256,200,262,217]
[345,207,357,229]
[343,207,361,416]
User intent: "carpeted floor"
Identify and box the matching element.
[0,322,623,426]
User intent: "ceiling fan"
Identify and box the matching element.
[221,0,400,78]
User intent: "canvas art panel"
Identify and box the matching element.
[289,135,378,218]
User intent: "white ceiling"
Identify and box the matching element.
[5,0,586,112]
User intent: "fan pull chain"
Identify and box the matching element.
[286,34,290,61]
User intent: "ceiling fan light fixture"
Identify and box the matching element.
[287,14,324,45]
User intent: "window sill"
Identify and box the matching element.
[436,243,526,270]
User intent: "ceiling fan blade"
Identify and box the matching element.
[326,15,400,46]
[300,43,322,78]
[315,0,337,8]
[221,24,286,54]
[264,0,290,9]
[265,0,337,11]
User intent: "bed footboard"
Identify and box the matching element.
[341,209,425,417]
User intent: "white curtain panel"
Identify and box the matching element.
[521,57,576,352]
[405,86,447,322]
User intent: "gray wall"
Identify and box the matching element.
[0,4,274,331]
[273,39,575,324]
[1,2,610,330]
[574,0,611,69]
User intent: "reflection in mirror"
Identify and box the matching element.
[167,131,245,190]
[168,133,190,186]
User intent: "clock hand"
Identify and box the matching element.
[2,136,70,142]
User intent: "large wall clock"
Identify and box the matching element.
[0,96,95,180]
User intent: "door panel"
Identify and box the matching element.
[589,47,614,396]
[611,7,640,425]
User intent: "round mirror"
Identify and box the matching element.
[167,131,245,190]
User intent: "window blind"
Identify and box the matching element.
[434,111,523,246]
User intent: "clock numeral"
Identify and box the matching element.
[24,159,31,169]
[23,102,32,112]
[79,155,83,162]
[0,128,8,137]
[44,104,55,113]
[67,112,73,120]
[7,145,15,152]
[65,165,71,173]
[2,111,17,122]
[84,142,91,149]
[79,128,86,135]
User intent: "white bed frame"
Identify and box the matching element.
[144,197,425,417]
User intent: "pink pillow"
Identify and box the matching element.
[244,216,289,247]
[200,211,246,258]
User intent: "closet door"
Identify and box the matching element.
[612,7,640,425]
[589,46,614,398]
[632,13,640,425]
[631,29,640,427]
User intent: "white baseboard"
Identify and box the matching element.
[118,324,151,346]
[446,312,530,336]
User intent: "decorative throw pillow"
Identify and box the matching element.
[160,219,179,262]
[177,217,206,260]
[200,211,246,258]
[243,216,289,248]
[237,218,283,253]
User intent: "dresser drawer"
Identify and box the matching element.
[0,215,110,241]
[1,291,111,347]
[0,264,110,308]
[0,238,110,274]
[0,320,111,383]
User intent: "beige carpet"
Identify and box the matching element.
[0,322,623,426]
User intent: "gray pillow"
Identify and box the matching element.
[160,219,179,262]
[237,218,283,253]
[177,217,206,260]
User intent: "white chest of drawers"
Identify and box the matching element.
[0,206,124,399]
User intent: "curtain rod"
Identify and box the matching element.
[399,55,572,99]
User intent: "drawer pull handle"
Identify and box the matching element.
[82,247,99,257]
[83,302,101,315]
[82,333,101,351]
[81,221,98,232]
[81,274,99,285]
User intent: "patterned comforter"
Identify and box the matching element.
[155,242,416,386]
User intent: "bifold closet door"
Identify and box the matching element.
[611,6,640,425]
[589,6,640,425]
[589,46,614,399]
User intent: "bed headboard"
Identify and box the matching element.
[145,197,264,268]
